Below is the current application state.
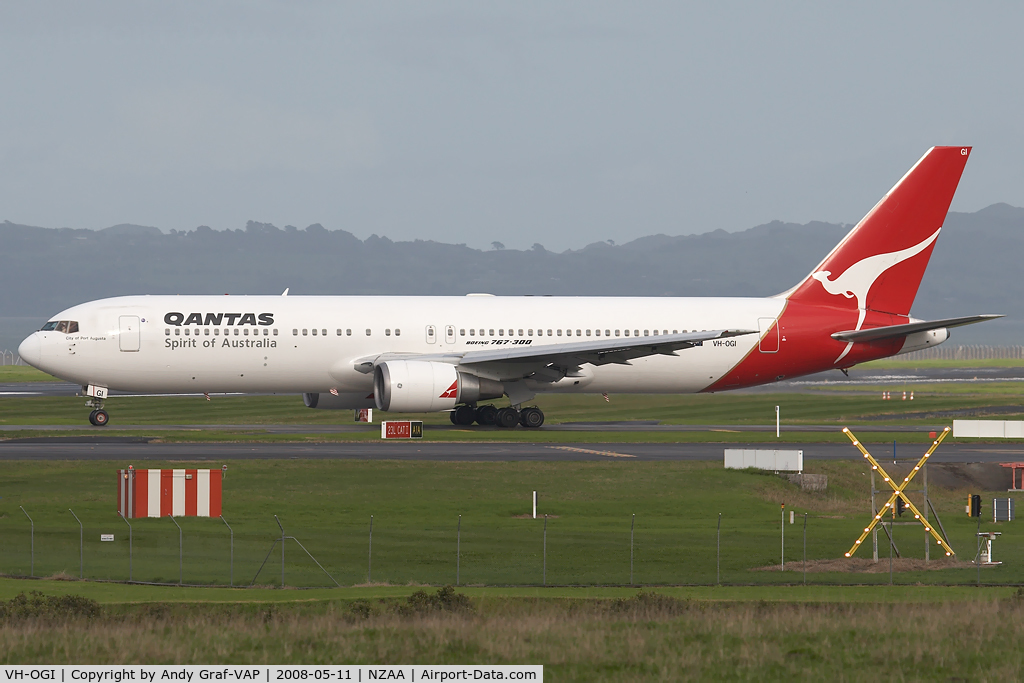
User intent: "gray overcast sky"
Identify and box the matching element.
[1,2,1022,251]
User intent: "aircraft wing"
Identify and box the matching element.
[352,328,756,376]
[830,314,1003,343]
[458,329,756,366]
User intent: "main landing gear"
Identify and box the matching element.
[448,404,545,429]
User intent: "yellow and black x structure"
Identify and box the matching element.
[843,426,954,558]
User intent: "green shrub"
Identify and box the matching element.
[0,591,101,621]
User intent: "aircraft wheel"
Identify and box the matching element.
[520,407,545,428]
[88,410,98,426]
[91,409,109,427]
[496,407,520,429]
[453,405,477,426]
[476,404,498,426]
[449,410,460,425]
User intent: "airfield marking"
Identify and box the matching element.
[547,445,636,458]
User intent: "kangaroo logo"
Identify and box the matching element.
[439,380,459,400]
[811,228,940,362]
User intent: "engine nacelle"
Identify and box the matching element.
[898,328,949,355]
[373,361,504,412]
[302,391,375,410]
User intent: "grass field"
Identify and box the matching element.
[1,460,1019,588]
[3,385,1024,426]
[1,586,1022,678]
[3,385,1024,446]
[3,369,1023,674]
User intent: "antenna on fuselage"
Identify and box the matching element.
[281,288,289,296]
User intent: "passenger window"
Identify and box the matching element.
[322,329,327,336]
[337,329,342,336]
[366,329,371,336]
[469,329,475,336]
[165,329,170,336]
[175,328,181,336]
[528,329,533,336]
[205,329,210,336]
[293,329,298,336]
[263,329,268,336]
[605,330,611,336]
[624,330,630,336]
[234,329,240,336]
[557,329,562,336]
[635,330,640,337]
[311,329,317,336]
[273,329,279,336]
[673,330,678,334]
[518,329,523,336]
[576,329,581,336]
[245,328,250,336]
[499,329,504,335]
[479,329,485,336]
[460,329,466,336]
[663,330,668,335]
[547,329,552,336]
[653,330,658,336]
[396,329,401,336]
[302,329,308,336]
[184,329,190,336]
[385,329,391,336]
[587,330,591,336]
[489,329,494,336]
[215,329,220,335]
[346,329,352,336]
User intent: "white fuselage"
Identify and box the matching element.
[20,294,785,397]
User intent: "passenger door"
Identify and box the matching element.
[119,315,141,352]
[758,317,779,353]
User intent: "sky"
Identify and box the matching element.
[1,2,1022,252]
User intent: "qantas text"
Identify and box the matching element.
[164,312,274,326]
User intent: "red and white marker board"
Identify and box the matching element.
[118,469,222,518]
[380,421,423,439]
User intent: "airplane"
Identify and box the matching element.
[18,146,1001,427]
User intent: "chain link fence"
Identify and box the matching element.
[0,349,23,365]
[898,345,1024,361]
[1,508,1017,589]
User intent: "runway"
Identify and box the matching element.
[1,439,1022,463]
[3,365,1024,398]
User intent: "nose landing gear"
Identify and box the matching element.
[88,408,109,426]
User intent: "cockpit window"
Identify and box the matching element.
[40,321,78,333]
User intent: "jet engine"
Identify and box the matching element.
[302,391,376,410]
[373,360,504,412]
[898,328,949,355]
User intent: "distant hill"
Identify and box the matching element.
[1,205,1020,345]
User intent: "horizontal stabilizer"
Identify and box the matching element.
[830,314,1003,343]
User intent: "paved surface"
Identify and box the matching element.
[1,439,1022,462]
[0,423,949,433]
[4,366,1024,399]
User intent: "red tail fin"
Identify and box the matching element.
[787,147,971,318]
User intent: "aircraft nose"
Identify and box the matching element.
[18,333,41,368]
